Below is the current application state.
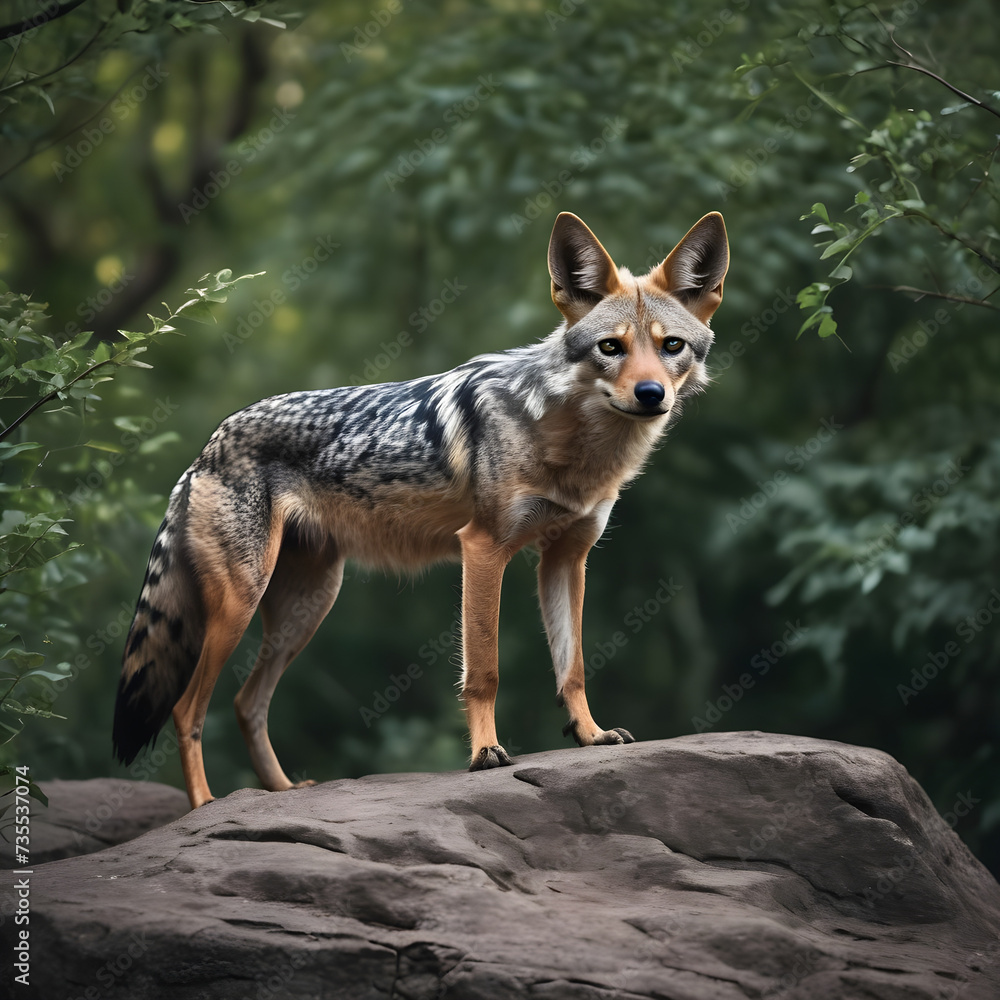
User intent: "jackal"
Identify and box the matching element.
[113,211,729,808]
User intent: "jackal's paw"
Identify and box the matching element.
[593,727,636,746]
[289,779,316,790]
[564,719,636,747]
[470,745,514,770]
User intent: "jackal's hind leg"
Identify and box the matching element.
[538,518,636,750]
[174,587,266,809]
[234,538,344,792]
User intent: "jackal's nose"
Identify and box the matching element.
[634,381,666,407]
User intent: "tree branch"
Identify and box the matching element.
[884,60,1000,121]
[0,0,91,42]
[0,354,116,444]
[875,285,1000,311]
[0,17,108,96]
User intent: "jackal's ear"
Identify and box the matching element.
[651,212,729,324]
[548,213,623,324]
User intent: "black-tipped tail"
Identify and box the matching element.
[112,500,205,766]
[112,655,194,765]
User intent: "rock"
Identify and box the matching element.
[7,733,1000,999]
[0,777,188,868]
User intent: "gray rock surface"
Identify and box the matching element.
[0,777,188,867]
[8,733,1000,999]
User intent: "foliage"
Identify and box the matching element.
[0,0,997,877]
[0,270,260,827]
[733,4,1000,340]
[705,0,1000,866]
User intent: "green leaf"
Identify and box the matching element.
[176,300,218,325]
[807,202,830,225]
[796,282,830,309]
[798,309,827,338]
[84,439,126,454]
[817,314,838,339]
[138,431,181,455]
[819,234,858,259]
[0,441,42,459]
[20,665,72,682]
[0,649,45,669]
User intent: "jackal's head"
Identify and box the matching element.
[547,211,728,421]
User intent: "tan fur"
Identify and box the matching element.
[456,522,511,761]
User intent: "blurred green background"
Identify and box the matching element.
[1,0,998,873]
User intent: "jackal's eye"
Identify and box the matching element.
[597,338,624,356]
[662,337,685,355]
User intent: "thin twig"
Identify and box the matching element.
[0,66,142,181]
[0,19,109,97]
[875,285,1000,311]
[0,521,66,583]
[904,210,1000,275]
[885,60,1000,121]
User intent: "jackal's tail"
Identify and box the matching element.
[113,476,206,765]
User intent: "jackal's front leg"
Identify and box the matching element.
[538,519,636,749]
[457,522,514,770]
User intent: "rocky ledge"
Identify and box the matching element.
[7,733,1000,999]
